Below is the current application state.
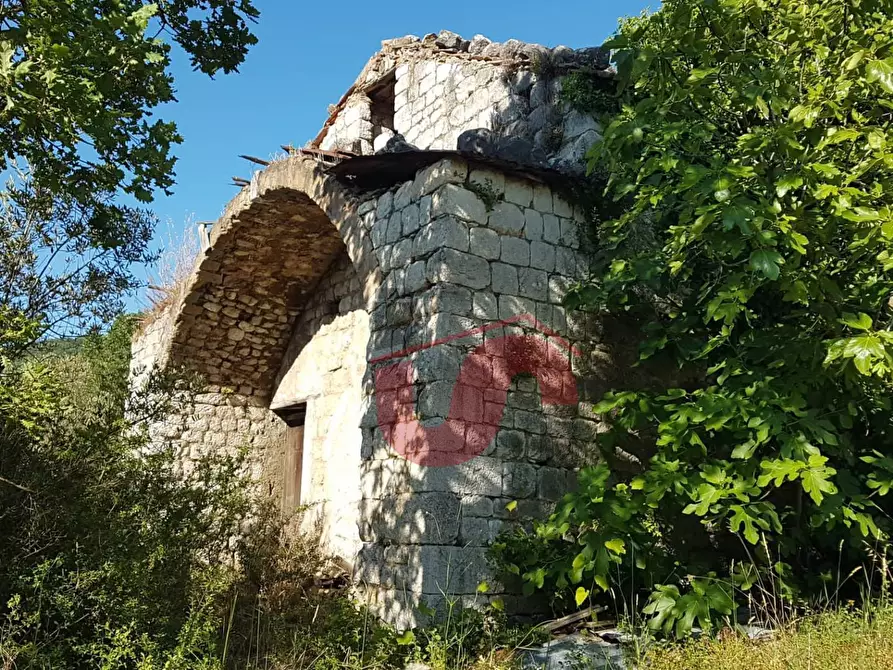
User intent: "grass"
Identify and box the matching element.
[640,605,893,670]
[221,511,533,670]
[137,217,200,335]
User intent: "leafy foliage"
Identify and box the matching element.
[0,0,258,241]
[0,165,155,347]
[493,0,893,637]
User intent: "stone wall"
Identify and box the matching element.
[131,153,618,629]
[130,299,177,389]
[393,55,600,169]
[320,98,375,155]
[270,252,370,561]
[130,308,286,484]
[315,31,608,171]
[353,157,606,627]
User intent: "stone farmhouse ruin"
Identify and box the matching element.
[132,30,631,627]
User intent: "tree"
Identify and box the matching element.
[0,165,154,349]
[0,0,259,244]
[0,315,259,668]
[494,0,893,636]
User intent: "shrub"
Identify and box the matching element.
[0,315,253,668]
[493,0,893,637]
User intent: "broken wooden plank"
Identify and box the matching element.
[537,606,608,633]
[239,154,270,166]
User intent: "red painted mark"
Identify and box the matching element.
[373,314,579,467]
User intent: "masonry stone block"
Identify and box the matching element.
[542,213,561,245]
[462,495,495,518]
[416,545,490,595]
[402,203,421,235]
[553,194,573,217]
[533,184,553,212]
[386,212,403,244]
[426,248,490,290]
[500,237,530,266]
[491,262,519,295]
[515,409,546,434]
[469,227,500,260]
[405,260,427,293]
[518,267,548,301]
[487,201,524,235]
[504,178,533,207]
[472,291,498,320]
[413,215,471,255]
[419,195,433,222]
[468,168,506,194]
[548,275,572,304]
[560,218,580,249]
[496,429,526,460]
[413,457,503,497]
[538,467,567,501]
[555,246,577,276]
[524,209,543,240]
[502,462,537,498]
[431,184,487,222]
[377,191,394,219]
[573,418,601,442]
[394,180,415,210]
[460,517,491,546]
[530,241,556,272]
[508,390,540,411]
[364,492,460,545]
[517,498,555,520]
[391,238,413,268]
[423,313,481,345]
[525,434,549,464]
[498,295,536,321]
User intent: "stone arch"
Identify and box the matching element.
[165,156,381,398]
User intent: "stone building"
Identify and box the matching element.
[131,31,622,627]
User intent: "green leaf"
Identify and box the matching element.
[396,630,416,645]
[505,500,517,512]
[749,249,784,280]
[840,312,873,331]
[417,601,437,617]
[800,456,838,505]
[842,50,865,71]
[755,96,769,119]
[477,581,490,593]
[823,128,859,145]
[605,538,626,555]
[776,175,803,197]
[842,207,880,222]
[867,59,893,94]
[575,586,590,606]
[729,505,761,544]
[686,67,715,84]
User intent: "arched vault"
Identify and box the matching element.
[165,156,381,397]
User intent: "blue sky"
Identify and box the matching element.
[140,0,655,298]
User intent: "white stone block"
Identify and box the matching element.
[469,168,505,194]
[504,177,533,207]
[430,183,486,223]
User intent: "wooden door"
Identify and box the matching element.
[275,403,307,513]
[282,424,304,511]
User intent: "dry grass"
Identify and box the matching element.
[640,605,893,670]
[137,217,201,334]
